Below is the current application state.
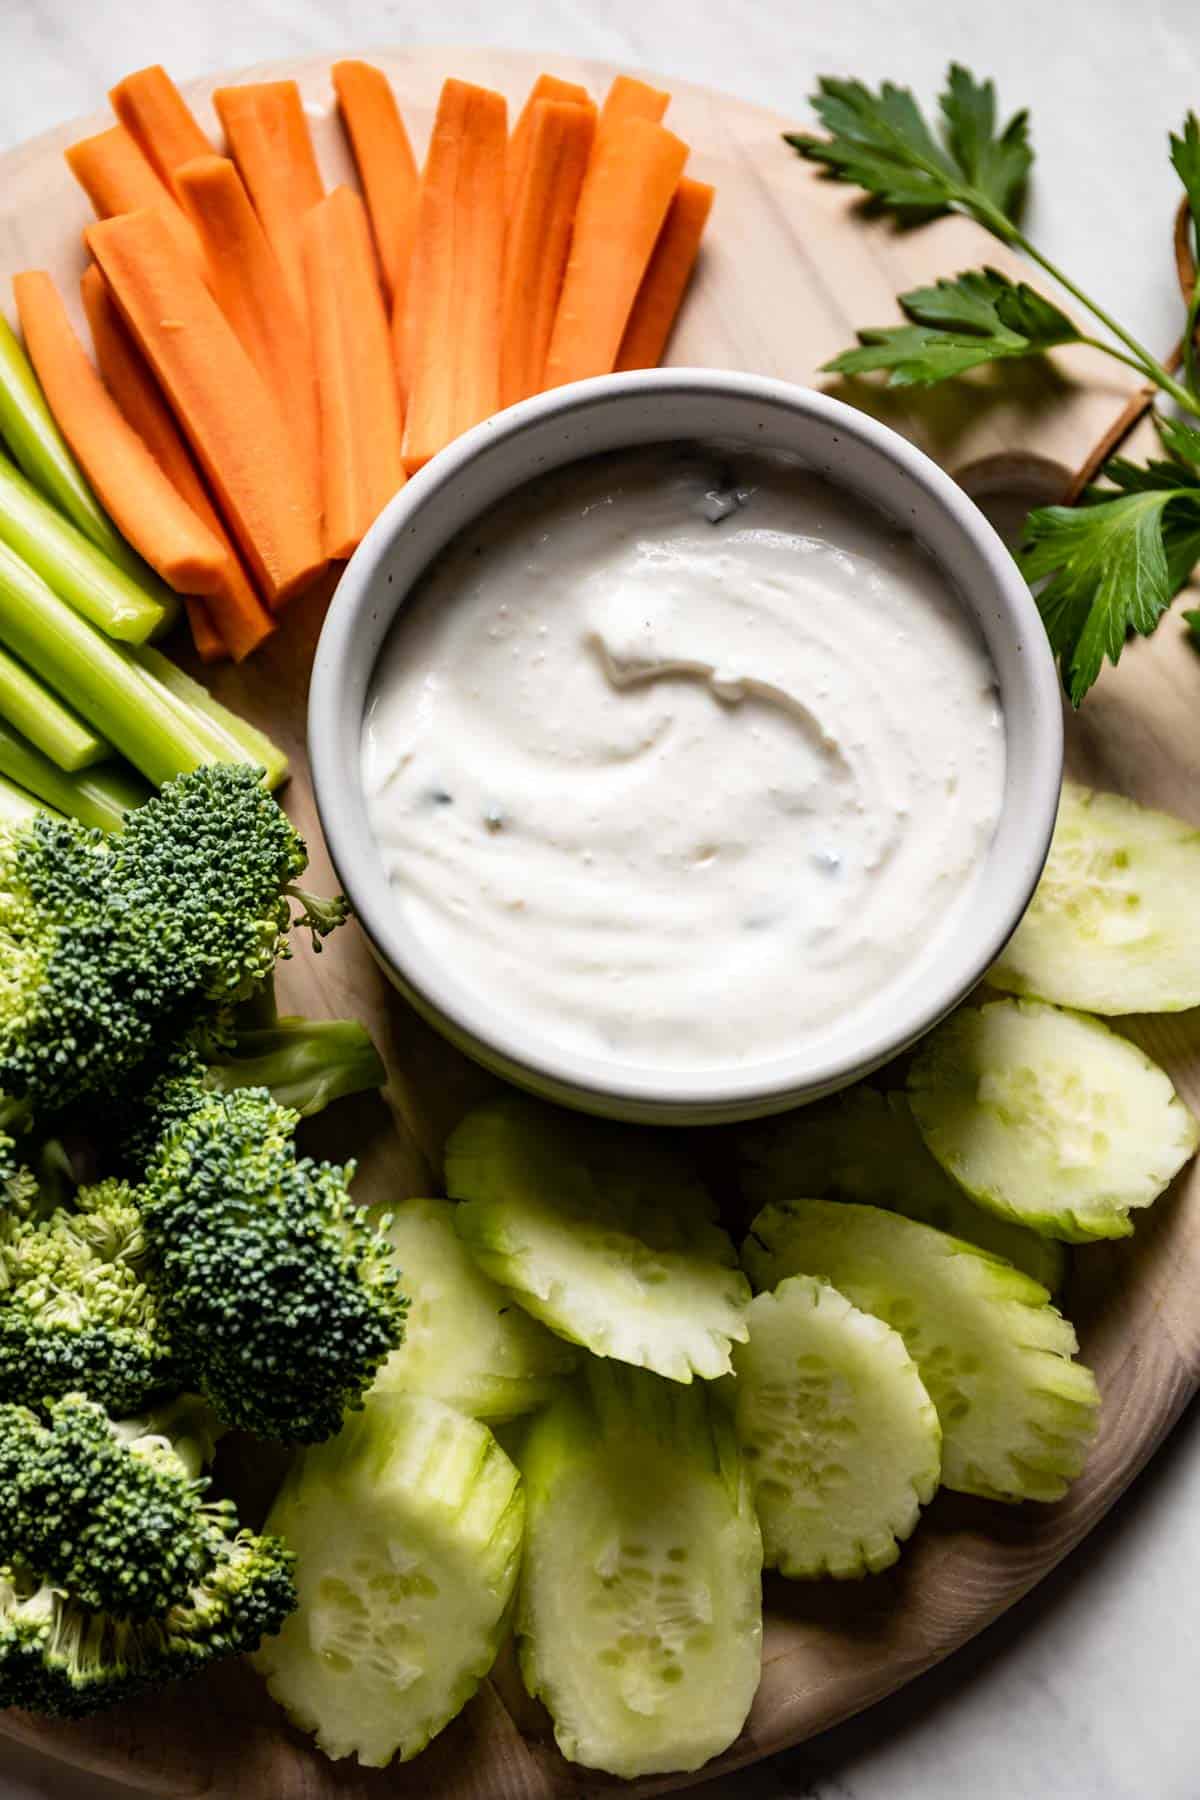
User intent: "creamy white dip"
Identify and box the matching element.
[362,448,1006,1070]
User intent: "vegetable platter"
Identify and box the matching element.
[2,42,1200,1800]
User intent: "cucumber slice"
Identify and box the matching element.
[742,1200,1099,1503]
[367,1197,578,1420]
[253,1393,523,1767]
[732,1275,940,1578]
[992,782,1200,1014]
[517,1360,762,1779]
[739,1086,1066,1291]
[445,1096,750,1383]
[908,999,1198,1242]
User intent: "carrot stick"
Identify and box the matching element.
[86,210,325,608]
[501,100,596,409]
[13,270,230,598]
[109,65,213,202]
[599,74,670,126]
[542,119,689,389]
[331,60,419,316]
[615,178,715,371]
[80,262,275,661]
[64,125,205,274]
[302,188,405,561]
[180,594,224,662]
[80,262,226,664]
[175,154,321,513]
[400,80,507,476]
[212,82,324,326]
[505,73,593,214]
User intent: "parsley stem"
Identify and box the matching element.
[1074,337,1163,382]
[994,215,1200,415]
[1183,283,1200,399]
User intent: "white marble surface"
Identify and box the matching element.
[2,4,1200,1798]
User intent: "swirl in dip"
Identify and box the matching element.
[361,447,1006,1070]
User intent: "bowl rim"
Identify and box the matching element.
[309,367,1063,1123]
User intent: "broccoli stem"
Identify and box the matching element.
[0,538,213,788]
[0,317,171,596]
[205,1018,386,1117]
[0,643,107,772]
[0,445,173,645]
[130,646,290,791]
[112,1392,224,1484]
[234,971,280,1031]
[0,718,149,833]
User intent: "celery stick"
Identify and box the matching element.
[0,642,109,771]
[0,314,156,582]
[0,539,211,787]
[130,644,290,790]
[0,769,47,823]
[0,718,148,832]
[0,451,174,643]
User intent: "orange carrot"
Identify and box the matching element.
[616,178,715,370]
[80,262,275,661]
[13,269,229,598]
[303,188,405,560]
[87,209,325,608]
[84,261,227,662]
[64,125,205,274]
[400,80,507,475]
[542,119,688,389]
[599,74,670,126]
[212,82,324,326]
[501,100,596,408]
[175,154,321,512]
[183,593,226,662]
[331,60,419,315]
[109,65,213,202]
[505,72,593,214]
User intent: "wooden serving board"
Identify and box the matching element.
[2,46,1199,1800]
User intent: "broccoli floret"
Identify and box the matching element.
[0,810,171,1117]
[113,1014,386,1179]
[142,1089,406,1443]
[0,1131,38,1214]
[0,1393,295,1718]
[110,763,347,1005]
[0,768,350,1123]
[0,1529,295,1718]
[0,1179,175,1414]
[0,1393,229,1617]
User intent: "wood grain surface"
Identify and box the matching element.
[0,46,1196,1800]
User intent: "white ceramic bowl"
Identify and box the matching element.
[309,369,1062,1125]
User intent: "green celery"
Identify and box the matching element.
[130,644,290,790]
[0,538,211,788]
[0,768,46,823]
[0,451,174,643]
[0,718,148,832]
[0,642,108,771]
[0,314,163,580]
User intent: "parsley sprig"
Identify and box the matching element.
[788,66,1200,702]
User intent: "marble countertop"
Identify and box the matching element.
[2,3,1199,1797]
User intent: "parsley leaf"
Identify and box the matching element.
[939,65,1033,224]
[787,65,1030,234]
[824,267,1079,386]
[1156,412,1200,470]
[1021,472,1200,704]
[1170,113,1200,244]
[1100,454,1200,589]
